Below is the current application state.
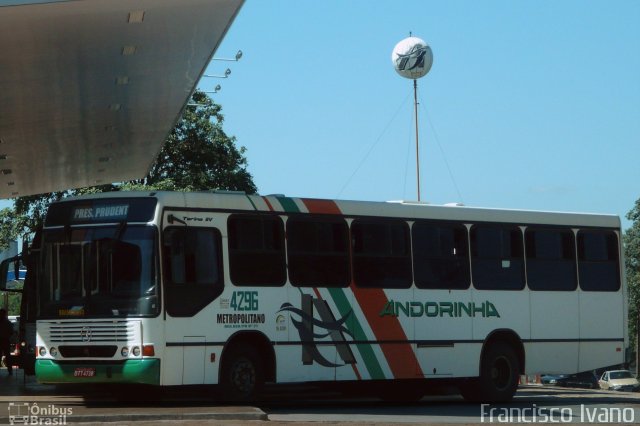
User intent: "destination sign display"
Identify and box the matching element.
[72,205,129,221]
[45,198,157,226]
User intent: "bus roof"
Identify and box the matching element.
[52,190,621,229]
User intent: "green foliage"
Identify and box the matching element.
[130,91,257,194]
[0,208,22,251]
[0,91,257,246]
[625,198,640,352]
[1,292,21,316]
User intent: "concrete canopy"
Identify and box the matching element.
[0,0,243,198]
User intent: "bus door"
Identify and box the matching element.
[162,212,226,385]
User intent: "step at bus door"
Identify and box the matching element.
[183,336,205,385]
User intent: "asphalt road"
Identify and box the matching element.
[1,371,639,424]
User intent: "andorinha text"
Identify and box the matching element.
[380,300,500,318]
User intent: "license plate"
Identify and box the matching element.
[73,367,96,377]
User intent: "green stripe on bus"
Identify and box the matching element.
[245,195,258,211]
[327,287,385,380]
[275,196,300,213]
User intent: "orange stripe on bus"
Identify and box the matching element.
[262,196,275,211]
[302,198,342,215]
[302,198,420,379]
[350,285,421,379]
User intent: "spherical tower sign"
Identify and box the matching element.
[392,36,433,80]
[392,35,433,202]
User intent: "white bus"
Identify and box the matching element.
[26,191,626,401]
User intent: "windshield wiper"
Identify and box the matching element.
[64,223,72,244]
[114,220,127,241]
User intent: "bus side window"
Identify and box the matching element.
[470,225,525,290]
[577,230,620,291]
[163,227,224,317]
[287,216,350,288]
[351,219,412,289]
[412,221,470,289]
[228,214,286,286]
[525,228,577,291]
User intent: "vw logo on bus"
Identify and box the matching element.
[80,326,92,342]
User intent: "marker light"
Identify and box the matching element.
[142,345,155,357]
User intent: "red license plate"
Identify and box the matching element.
[73,367,96,377]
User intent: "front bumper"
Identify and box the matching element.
[611,385,639,392]
[35,359,160,385]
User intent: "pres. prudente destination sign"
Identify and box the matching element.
[72,204,129,222]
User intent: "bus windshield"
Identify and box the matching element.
[39,225,159,318]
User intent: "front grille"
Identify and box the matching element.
[58,345,117,358]
[47,321,137,343]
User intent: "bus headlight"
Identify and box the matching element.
[121,347,129,357]
[38,347,47,357]
[49,347,58,357]
[132,346,141,357]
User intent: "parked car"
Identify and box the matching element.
[556,371,599,389]
[541,374,568,385]
[598,370,639,392]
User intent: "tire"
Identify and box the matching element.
[221,343,263,401]
[461,342,519,403]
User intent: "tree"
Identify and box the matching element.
[129,90,256,193]
[0,91,257,245]
[0,207,22,252]
[625,198,640,353]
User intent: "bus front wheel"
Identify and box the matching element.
[221,343,264,401]
[461,342,519,403]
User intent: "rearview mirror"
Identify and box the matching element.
[0,255,23,292]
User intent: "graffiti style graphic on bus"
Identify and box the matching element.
[279,293,356,367]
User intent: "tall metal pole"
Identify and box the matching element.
[413,79,421,202]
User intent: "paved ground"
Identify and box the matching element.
[0,370,266,423]
[1,368,639,425]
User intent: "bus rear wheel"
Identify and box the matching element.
[461,342,519,403]
[221,343,263,401]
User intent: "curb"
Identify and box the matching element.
[1,408,268,424]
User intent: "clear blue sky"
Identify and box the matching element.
[202,0,639,229]
[2,1,637,231]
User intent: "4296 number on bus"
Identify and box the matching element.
[230,291,259,311]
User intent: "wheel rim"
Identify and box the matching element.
[231,357,256,395]
[491,355,512,391]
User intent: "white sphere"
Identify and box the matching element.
[391,36,433,79]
